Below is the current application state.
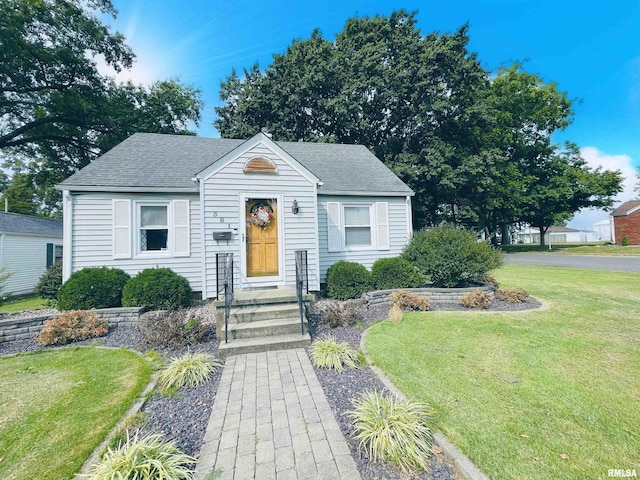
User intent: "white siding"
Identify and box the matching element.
[318,195,411,282]
[69,192,202,291]
[203,144,319,297]
[1,234,62,296]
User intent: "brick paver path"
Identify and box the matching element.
[195,349,361,480]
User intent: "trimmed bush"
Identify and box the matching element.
[57,267,130,311]
[158,352,222,392]
[35,262,63,301]
[496,287,530,303]
[402,225,503,287]
[37,310,108,346]
[371,257,425,290]
[347,390,433,473]
[309,336,360,372]
[460,290,492,309]
[621,236,630,246]
[140,310,210,349]
[326,261,372,300]
[122,268,192,310]
[314,299,365,328]
[390,290,430,311]
[85,431,196,480]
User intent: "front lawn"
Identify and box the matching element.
[365,265,640,480]
[557,245,640,256]
[0,347,152,480]
[0,295,49,314]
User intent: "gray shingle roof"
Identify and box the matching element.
[0,212,63,237]
[58,133,413,195]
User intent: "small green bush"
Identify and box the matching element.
[0,266,12,305]
[158,352,222,392]
[371,257,425,290]
[326,261,372,300]
[496,287,530,303]
[314,299,365,328]
[57,267,130,311]
[140,309,209,350]
[347,390,433,473]
[85,431,196,480]
[621,236,630,246]
[460,290,492,309]
[36,262,63,301]
[309,336,360,372]
[390,290,430,311]
[122,268,192,310]
[37,310,108,346]
[402,225,503,287]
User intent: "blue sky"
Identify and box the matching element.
[102,0,640,228]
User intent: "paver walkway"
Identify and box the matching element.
[195,349,362,480]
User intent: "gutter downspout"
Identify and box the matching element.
[197,178,207,300]
[62,190,73,282]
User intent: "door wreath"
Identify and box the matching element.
[249,202,274,228]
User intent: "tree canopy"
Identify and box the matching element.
[0,0,203,216]
[215,10,622,240]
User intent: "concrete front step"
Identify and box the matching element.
[227,303,301,323]
[226,317,307,339]
[218,332,311,357]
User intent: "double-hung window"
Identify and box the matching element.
[139,204,169,252]
[343,205,372,247]
[326,201,389,252]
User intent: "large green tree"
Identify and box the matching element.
[0,0,202,216]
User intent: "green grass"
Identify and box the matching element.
[0,295,49,313]
[500,242,608,253]
[556,245,640,256]
[365,265,640,480]
[0,347,153,480]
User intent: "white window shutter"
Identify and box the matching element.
[375,202,389,250]
[326,202,342,252]
[173,200,190,257]
[113,199,131,259]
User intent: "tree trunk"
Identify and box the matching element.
[538,226,547,247]
[501,224,511,245]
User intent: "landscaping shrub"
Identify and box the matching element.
[122,268,192,310]
[140,310,209,349]
[390,290,430,311]
[496,287,530,303]
[460,290,492,309]
[326,261,372,300]
[309,336,360,372]
[57,267,130,311]
[37,310,108,346]
[484,275,500,290]
[371,257,425,290]
[85,431,196,480]
[314,299,365,328]
[402,225,503,287]
[347,390,433,473]
[35,262,63,301]
[621,236,630,246]
[158,352,222,392]
[0,266,12,305]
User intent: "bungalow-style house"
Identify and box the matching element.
[612,200,640,245]
[0,212,63,296]
[57,132,414,299]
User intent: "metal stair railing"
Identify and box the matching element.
[295,250,309,335]
[216,253,234,344]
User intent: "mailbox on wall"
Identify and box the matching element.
[212,231,232,241]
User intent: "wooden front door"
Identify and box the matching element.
[246,199,278,277]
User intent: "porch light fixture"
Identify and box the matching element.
[291,199,299,215]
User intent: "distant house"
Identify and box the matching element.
[612,200,640,245]
[57,132,414,298]
[592,218,614,242]
[516,225,599,244]
[0,212,63,296]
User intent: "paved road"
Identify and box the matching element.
[505,253,640,273]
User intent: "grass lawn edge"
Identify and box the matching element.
[359,322,491,480]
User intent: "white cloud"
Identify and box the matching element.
[567,147,637,230]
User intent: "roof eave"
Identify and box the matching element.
[55,185,198,193]
[318,189,414,197]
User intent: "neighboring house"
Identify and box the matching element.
[516,225,599,244]
[0,212,63,296]
[57,132,414,298]
[611,200,640,245]
[592,217,614,242]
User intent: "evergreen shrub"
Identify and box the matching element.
[57,267,130,310]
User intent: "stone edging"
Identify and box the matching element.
[364,285,494,306]
[359,324,491,480]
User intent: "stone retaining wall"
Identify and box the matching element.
[364,285,494,306]
[0,307,147,344]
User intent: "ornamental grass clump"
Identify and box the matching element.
[158,352,222,392]
[37,310,108,346]
[347,391,434,473]
[84,431,196,480]
[315,298,365,328]
[309,336,360,373]
[496,287,530,303]
[460,289,492,309]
